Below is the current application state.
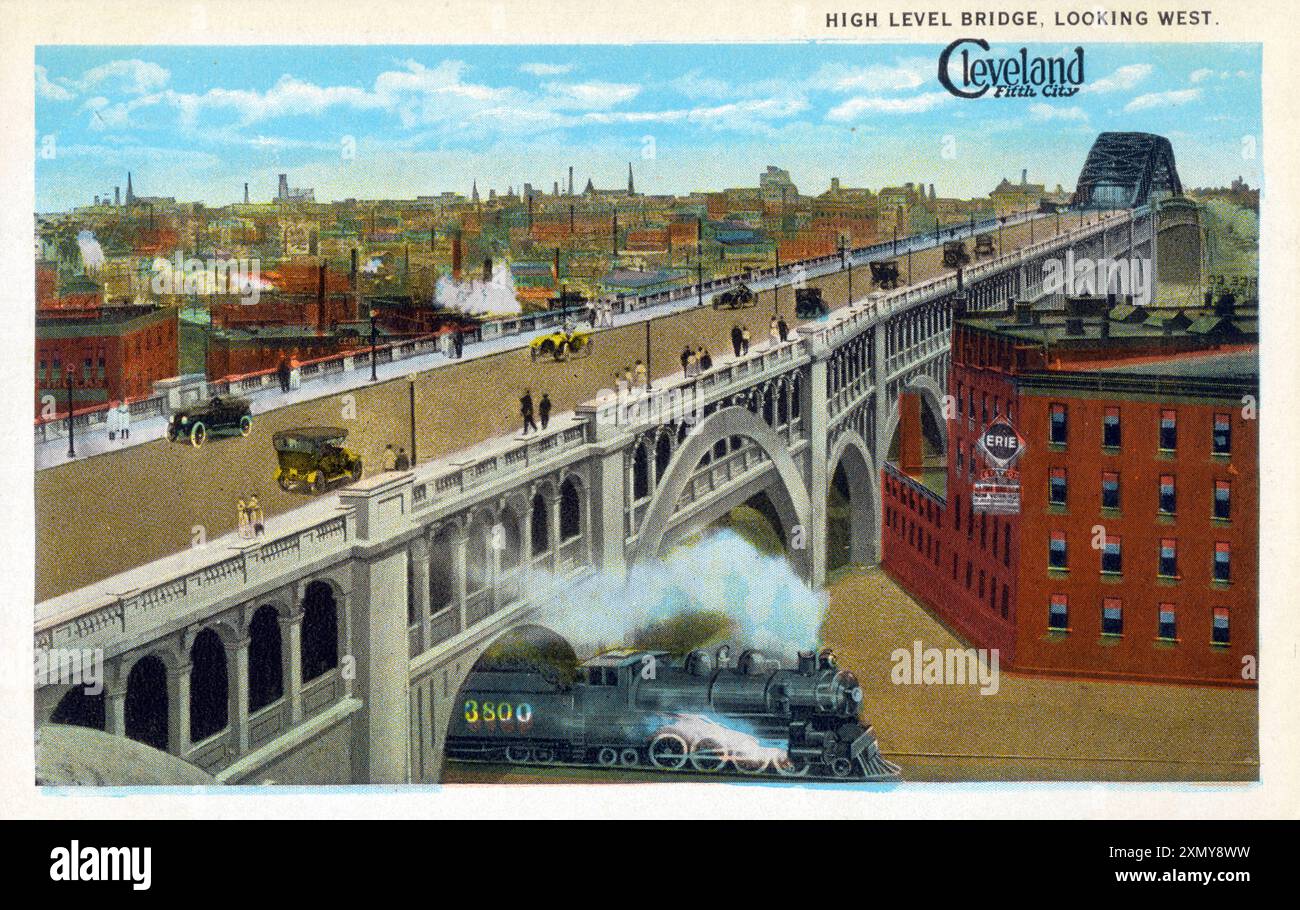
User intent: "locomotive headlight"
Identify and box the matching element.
[834,671,863,714]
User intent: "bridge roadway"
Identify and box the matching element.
[36,212,1082,600]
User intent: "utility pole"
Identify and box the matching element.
[369,307,379,381]
[644,317,652,392]
[408,374,417,464]
[65,371,75,458]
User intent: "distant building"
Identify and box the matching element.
[990,169,1046,218]
[277,173,316,204]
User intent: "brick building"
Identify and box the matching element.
[882,296,1258,687]
[36,304,178,416]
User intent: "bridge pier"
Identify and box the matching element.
[802,333,831,589]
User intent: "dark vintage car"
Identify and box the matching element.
[166,395,253,447]
[273,427,363,494]
[713,282,756,310]
[869,259,900,289]
[795,287,830,319]
[942,240,971,268]
[974,233,996,257]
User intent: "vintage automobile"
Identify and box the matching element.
[943,240,971,268]
[795,287,830,319]
[272,427,363,494]
[166,395,253,448]
[869,260,901,289]
[529,326,594,361]
[713,282,757,310]
[974,233,996,257]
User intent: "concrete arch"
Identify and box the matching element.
[883,371,949,456]
[828,429,881,565]
[629,405,812,572]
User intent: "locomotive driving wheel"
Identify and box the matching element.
[733,754,770,774]
[505,745,532,764]
[648,732,688,771]
[688,736,728,773]
[773,754,809,777]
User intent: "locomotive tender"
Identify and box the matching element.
[447,645,901,781]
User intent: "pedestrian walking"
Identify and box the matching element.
[681,346,692,376]
[277,356,292,393]
[106,400,119,441]
[454,329,464,359]
[601,300,614,327]
[769,316,781,348]
[685,348,698,377]
[621,365,634,393]
[539,393,552,429]
[237,498,251,540]
[731,325,743,358]
[248,494,265,537]
[382,443,397,472]
[741,327,751,355]
[633,359,647,389]
[395,447,410,471]
[700,348,713,371]
[778,316,789,343]
[117,401,131,440]
[521,388,539,434]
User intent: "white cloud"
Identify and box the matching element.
[1190,68,1214,83]
[77,59,170,95]
[543,80,641,110]
[35,65,74,101]
[1028,103,1088,122]
[1124,88,1202,112]
[827,92,948,120]
[808,59,930,93]
[1087,63,1153,93]
[520,63,574,76]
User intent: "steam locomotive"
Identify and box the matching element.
[446,645,901,781]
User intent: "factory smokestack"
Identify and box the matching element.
[244,182,249,204]
[568,166,573,196]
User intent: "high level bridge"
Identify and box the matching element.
[33,206,1157,784]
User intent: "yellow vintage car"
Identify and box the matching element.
[529,326,594,361]
[273,427,363,494]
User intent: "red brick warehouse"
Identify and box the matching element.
[882,293,1257,687]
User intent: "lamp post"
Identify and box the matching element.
[369,307,379,381]
[892,223,898,257]
[65,370,75,459]
[407,373,418,464]
[644,316,653,393]
[1029,205,1035,242]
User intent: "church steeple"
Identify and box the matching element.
[125,171,135,205]
[471,180,479,204]
[627,162,634,196]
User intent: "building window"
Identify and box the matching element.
[957,383,964,417]
[1101,472,1120,510]
[1159,538,1179,578]
[1049,594,1068,631]
[1214,480,1231,520]
[1102,536,1122,574]
[1159,474,1177,515]
[1159,409,1177,451]
[965,561,973,589]
[1103,406,1121,448]
[1049,403,1068,445]
[1049,531,1067,570]
[981,393,988,424]
[1048,467,1067,506]
[1102,598,1124,636]
[1212,607,1231,645]
[1158,603,1178,641]
[957,449,964,473]
[1213,412,1232,456]
[1214,542,1231,582]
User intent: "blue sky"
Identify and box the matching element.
[35,43,1262,212]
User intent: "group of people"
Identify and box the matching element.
[519,388,553,434]
[381,443,412,471]
[614,360,649,394]
[237,495,265,539]
[276,356,298,394]
[440,328,466,359]
[585,300,615,328]
[680,346,714,378]
[768,315,791,349]
[105,400,132,442]
[729,325,752,358]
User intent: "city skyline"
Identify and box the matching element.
[35,43,1262,212]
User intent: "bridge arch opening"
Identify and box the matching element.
[828,433,879,571]
[430,525,458,611]
[529,493,549,557]
[124,654,168,752]
[248,605,283,713]
[50,684,105,732]
[559,477,583,542]
[630,405,812,580]
[301,580,339,683]
[189,627,229,743]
